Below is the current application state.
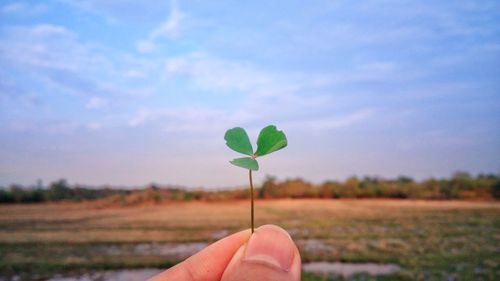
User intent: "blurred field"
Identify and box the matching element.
[0,199,499,280]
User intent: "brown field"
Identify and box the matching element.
[0,199,499,280]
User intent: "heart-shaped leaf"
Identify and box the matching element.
[224,127,254,156]
[255,125,287,157]
[230,157,259,171]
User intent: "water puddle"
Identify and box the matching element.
[7,262,401,281]
[104,242,208,259]
[302,261,401,277]
[46,269,162,281]
[37,262,401,280]
[297,239,337,255]
[211,229,229,240]
[3,239,401,280]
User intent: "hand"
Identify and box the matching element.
[148,224,301,281]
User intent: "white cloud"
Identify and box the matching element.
[31,24,69,36]
[66,0,171,24]
[1,2,47,15]
[136,0,185,53]
[160,52,387,134]
[4,120,80,134]
[164,52,276,94]
[123,69,145,78]
[128,107,249,133]
[160,52,409,133]
[150,0,183,39]
[136,40,157,53]
[286,109,376,131]
[85,122,103,130]
[163,52,409,100]
[0,24,153,98]
[86,96,108,109]
[0,24,83,72]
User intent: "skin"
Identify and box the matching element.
[148,225,301,281]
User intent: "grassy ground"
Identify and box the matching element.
[0,199,498,280]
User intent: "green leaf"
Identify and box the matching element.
[255,125,287,157]
[230,157,259,171]
[224,127,254,156]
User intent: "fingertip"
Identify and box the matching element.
[244,224,295,271]
[221,225,301,281]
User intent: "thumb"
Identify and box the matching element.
[221,224,301,281]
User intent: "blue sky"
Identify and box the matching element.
[1,0,499,188]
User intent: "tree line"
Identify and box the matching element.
[0,172,499,204]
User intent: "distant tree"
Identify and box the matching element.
[450,171,474,198]
[46,179,73,201]
[419,178,442,199]
[280,178,316,198]
[492,179,500,199]
[259,175,279,198]
[0,188,13,203]
[1,173,499,203]
[25,188,45,202]
[36,179,44,189]
[343,176,360,197]
[452,171,472,180]
[320,181,340,198]
[360,176,381,198]
[397,175,414,185]
[9,184,26,202]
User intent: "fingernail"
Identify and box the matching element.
[243,225,295,272]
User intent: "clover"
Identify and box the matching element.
[224,125,287,233]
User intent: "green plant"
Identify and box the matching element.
[224,125,287,233]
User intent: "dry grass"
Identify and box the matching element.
[0,199,498,242]
[0,199,499,280]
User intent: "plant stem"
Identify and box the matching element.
[249,169,254,233]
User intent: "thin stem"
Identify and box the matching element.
[249,169,254,233]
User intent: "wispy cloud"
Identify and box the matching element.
[5,119,81,134]
[149,0,183,39]
[128,107,253,134]
[286,109,377,131]
[128,51,377,133]
[1,2,47,16]
[0,24,82,71]
[86,96,108,109]
[164,52,278,94]
[136,0,185,53]
[0,75,39,106]
[0,24,152,99]
[66,0,172,23]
